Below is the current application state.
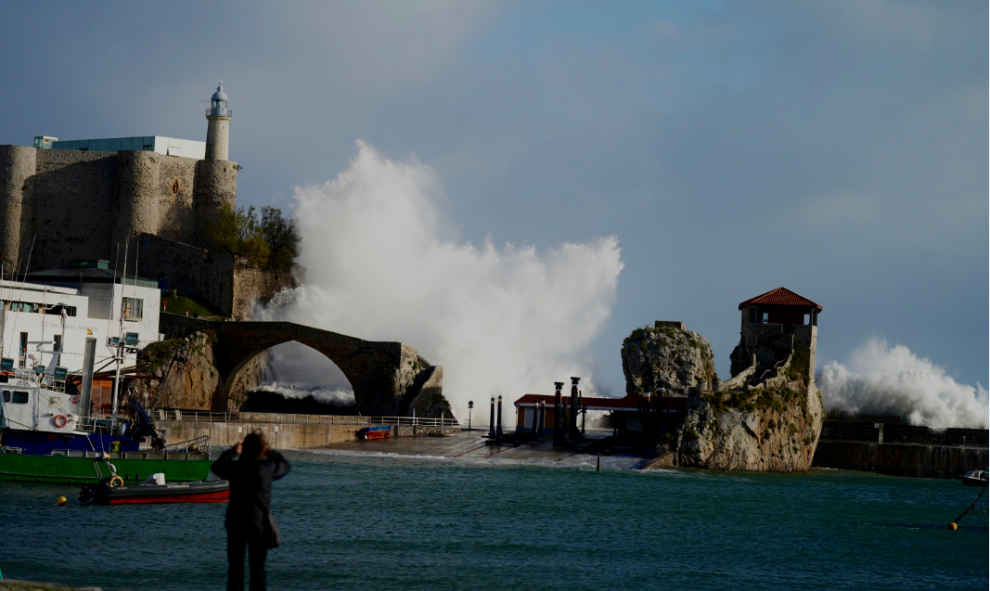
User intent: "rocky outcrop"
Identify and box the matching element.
[406,366,452,418]
[621,321,717,397]
[128,331,266,411]
[675,371,824,472]
[625,321,824,473]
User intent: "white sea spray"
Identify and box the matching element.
[820,338,988,429]
[257,141,624,425]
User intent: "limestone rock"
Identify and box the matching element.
[621,322,717,397]
[673,348,824,472]
[128,331,266,411]
[625,322,824,473]
[406,366,452,418]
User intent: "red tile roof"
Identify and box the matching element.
[738,287,822,311]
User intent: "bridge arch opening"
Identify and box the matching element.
[229,341,357,414]
[206,320,436,415]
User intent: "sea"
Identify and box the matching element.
[1,449,986,591]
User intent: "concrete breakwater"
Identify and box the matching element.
[153,411,458,449]
[811,420,988,479]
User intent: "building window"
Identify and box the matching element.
[221,124,225,131]
[54,335,62,352]
[44,304,76,317]
[123,297,143,321]
[19,332,27,368]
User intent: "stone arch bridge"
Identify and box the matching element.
[160,317,443,415]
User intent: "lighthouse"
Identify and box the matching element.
[205,81,232,161]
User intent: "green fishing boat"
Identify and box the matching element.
[0,343,214,485]
[0,447,212,485]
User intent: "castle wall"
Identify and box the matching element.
[231,263,298,320]
[0,145,36,273]
[31,149,117,271]
[793,324,817,386]
[193,160,238,243]
[155,155,199,243]
[136,233,236,316]
[0,146,236,274]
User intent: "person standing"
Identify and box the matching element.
[211,431,291,591]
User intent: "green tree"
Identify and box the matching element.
[203,203,300,271]
[259,206,300,271]
[203,203,269,266]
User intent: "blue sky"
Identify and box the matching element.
[0,1,986,395]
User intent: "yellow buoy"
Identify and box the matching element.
[57,496,67,507]
[948,522,957,531]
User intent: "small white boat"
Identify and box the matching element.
[960,469,988,487]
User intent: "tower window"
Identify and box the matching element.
[221,124,225,131]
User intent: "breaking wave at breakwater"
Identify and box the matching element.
[820,338,988,430]
[253,382,356,407]
[257,141,624,422]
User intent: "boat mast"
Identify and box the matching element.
[0,261,5,359]
[110,239,129,430]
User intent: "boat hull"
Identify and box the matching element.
[96,481,230,505]
[0,451,213,485]
[359,426,391,440]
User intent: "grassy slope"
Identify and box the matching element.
[160,294,226,319]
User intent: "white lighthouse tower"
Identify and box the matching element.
[205,81,232,161]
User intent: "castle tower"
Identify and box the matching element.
[205,81,231,161]
[729,287,822,380]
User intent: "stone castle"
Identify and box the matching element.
[0,83,288,318]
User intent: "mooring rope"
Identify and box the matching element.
[947,487,986,530]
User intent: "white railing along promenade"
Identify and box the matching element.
[84,408,462,429]
[145,409,461,429]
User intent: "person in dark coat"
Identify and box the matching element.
[211,431,291,591]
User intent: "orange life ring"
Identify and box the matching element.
[109,476,124,488]
[54,414,71,428]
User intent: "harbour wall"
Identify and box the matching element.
[154,412,457,449]
[811,421,988,479]
[157,413,367,449]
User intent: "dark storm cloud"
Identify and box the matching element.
[0,0,984,390]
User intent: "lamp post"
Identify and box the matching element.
[468,400,473,431]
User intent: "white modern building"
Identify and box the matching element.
[35,135,207,159]
[2,260,162,377]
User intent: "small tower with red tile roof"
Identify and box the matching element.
[729,287,822,384]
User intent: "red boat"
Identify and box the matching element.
[79,479,229,505]
[358,425,391,440]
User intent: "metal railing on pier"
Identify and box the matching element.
[147,410,461,429]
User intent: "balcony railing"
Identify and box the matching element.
[206,108,233,117]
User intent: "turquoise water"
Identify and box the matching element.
[1,450,986,590]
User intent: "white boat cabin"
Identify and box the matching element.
[1,369,82,434]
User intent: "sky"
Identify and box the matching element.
[0,1,986,399]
